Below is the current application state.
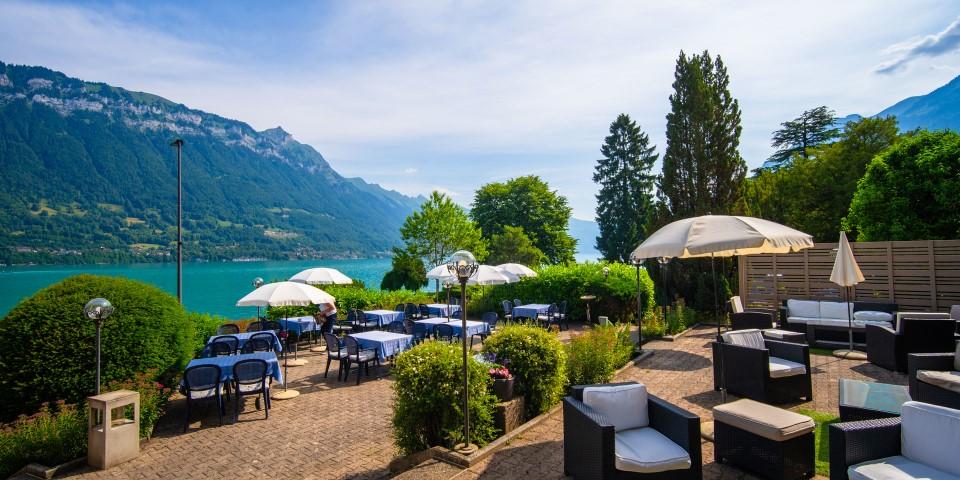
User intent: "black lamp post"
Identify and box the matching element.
[84,298,114,395]
[632,261,645,354]
[447,250,479,455]
[252,277,264,319]
[170,138,184,304]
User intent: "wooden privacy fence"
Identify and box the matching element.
[738,240,960,312]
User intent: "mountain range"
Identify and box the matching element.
[838,74,960,131]
[0,62,425,264]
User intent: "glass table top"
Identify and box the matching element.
[839,379,911,414]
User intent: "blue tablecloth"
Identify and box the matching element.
[184,352,282,384]
[414,318,453,335]
[427,303,461,317]
[513,303,551,319]
[280,317,317,335]
[445,320,490,338]
[365,310,404,327]
[207,331,282,352]
[349,331,413,361]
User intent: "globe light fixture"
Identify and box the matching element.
[253,277,265,319]
[602,266,610,278]
[446,250,479,454]
[84,298,114,395]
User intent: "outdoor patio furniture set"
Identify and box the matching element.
[501,299,569,330]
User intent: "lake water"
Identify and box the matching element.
[0,253,600,319]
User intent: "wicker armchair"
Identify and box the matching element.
[563,382,701,480]
[712,330,812,404]
[729,311,774,331]
[866,318,956,372]
[829,417,903,480]
[907,352,960,410]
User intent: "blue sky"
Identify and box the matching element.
[2,1,959,219]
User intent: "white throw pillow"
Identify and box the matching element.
[901,401,960,477]
[853,311,894,323]
[730,296,744,314]
[582,384,649,432]
[819,302,853,320]
[721,329,765,349]
[787,299,820,319]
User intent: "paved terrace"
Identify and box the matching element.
[67,325,906,480]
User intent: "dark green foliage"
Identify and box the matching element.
[381,247,428,291]
[0,402,87,478]
[766,106,840,169]
[266,284,436,319]
[642,300,696,339]
[401,191,487,272]
[0,62,421,265]
[104,371,173,439]
[0,274,192,420]
[486,225,545,266]
[594,114,658,262]
[187,312,227,355]
[846,130,960,241]
[658,50,746,219]
[565,323,633,386]
[481,324,566,417]
[470,262,655,325]
[392,341,498,454]
[471,176,577,265]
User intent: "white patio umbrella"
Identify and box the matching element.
[427,264,457,303]
[236,281,336,399]
[469,265,518,285]
[496,263,538,278]
[830,232,865,359]
[288,267,353,285]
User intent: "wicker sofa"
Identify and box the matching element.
[866,317,956,372]
[780,299,898,347]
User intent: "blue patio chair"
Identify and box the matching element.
[210,335,239,355]
[232,358,269,422]
[343,336,379,385]
[472,312,498,347]
[182,364,224,432]
[216,323,240,335]
[322,332,347,380]
[435,323,456,342]
[240,337,272,354]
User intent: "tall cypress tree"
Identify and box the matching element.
[594,113,658,262]
[658,50,746,220]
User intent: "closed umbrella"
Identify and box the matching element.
[830,232,865,359]
[236,281,336,399]
[289,267,353,285]
[496,263,538,278]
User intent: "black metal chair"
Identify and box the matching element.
[867,318,956,372]
[404,303,420,320]
[331,313,352,336]
[240,337,273,354]
[435,323,456,342]
[404,319,428,344]
[450,297,460,306]
[557,300,569,330]
[501,300,514,322]
[712,330,812,404]
[418,304,431,319]
[907,352,960,409]
[216,323,240,335]
[232,359,269,422]
[182,364,224,432]
[563,382,702,479]
[260,320,282,332]
[471,312,498,347]
[343,336,379,385]
[513,298,523,309]
[322,332,347,380]
[387,320,406,333]
[354,309,380,331]
[245,321,263,332]
[394,304,405,312]
[210,335,239,355]
[539,303,560,329]
[730,311,775,331]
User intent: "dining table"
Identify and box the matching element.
[207,331,282,352]
[512,303,551,320]
[364,309,404,327]
[349,331,414,361]
[183,352,283,385]
[426,303,460,317]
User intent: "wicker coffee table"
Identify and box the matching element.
[838,378,911,422]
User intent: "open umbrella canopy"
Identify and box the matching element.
[468,265,518,285]
[630,215,814,261]
[496,263,537,278]
[830,232,864,287]
[426,264,456,282]
[289,267,353,285]
[236,281,336,308]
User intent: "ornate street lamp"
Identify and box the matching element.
[447,250,479,454]
[252,277,264,319]
[84,298,114,395]
[170,138,184,304]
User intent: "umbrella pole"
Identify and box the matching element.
[711,254,720,338]
[847,286,854,352]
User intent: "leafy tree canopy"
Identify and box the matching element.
[471,176,576,264]
[766,106,840,169]
[486,225,545,266]
[400,191,487,271]
[381,247,428,291]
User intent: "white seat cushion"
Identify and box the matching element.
[809,318,857,328]
[762,328,800,340]
[350,351,376,362]
[721,329,765,349]
[614,427,691,473]
[787,300,820,319]
[787,316,819,325]
[854,311,894,323]
[820,301,853,320]
[853,320,893,329]
[583,384,648,431]
[849,455,960,480]
[768,356,807,378]
[238,382,265,393]
[917,370,960,394]
[901,401,960,476]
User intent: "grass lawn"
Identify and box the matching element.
[797,409,840,476]
[809,347,836,356]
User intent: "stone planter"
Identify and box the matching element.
[492,377,514,402]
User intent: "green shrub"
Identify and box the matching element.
[266,284,437,319]
[642,300,697,338]
[482,324,566,417]
[392,341,498,454]
[187,312,227,355]
[566,323,633,386]
[0,401,87,478]
[0,274,192,421]
[104,370,173,439]
[469,262,655,323]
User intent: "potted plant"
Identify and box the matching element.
[489,366,514,402]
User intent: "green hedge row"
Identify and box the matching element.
[267,284,438,319]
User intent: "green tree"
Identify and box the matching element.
[845,130,960,241]
[594,114,658,262]
[486,225,545,266]
[471,176,576,264]
[766,106,840,169]
[381,247,428,291]
[658,50,747,220]
[400,191,487,289]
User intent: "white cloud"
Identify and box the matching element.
[403,167,418,175]
[876,17,960,74]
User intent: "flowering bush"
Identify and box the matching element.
[104,369,173,439]
[489,367,512,380]
[0,401,87,478]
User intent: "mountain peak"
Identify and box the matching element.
[260,126,292,144]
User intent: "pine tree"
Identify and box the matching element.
[766,106,840,169]
[593,113,658,262]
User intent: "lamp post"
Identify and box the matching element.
[84,298,114,395]
[657,257,670,319]
[252,277,264,319]
[447,250,479,455]
[170,138,184,304]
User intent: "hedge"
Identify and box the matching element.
[0,274,192,420]
[469,262,655,323]
[267,284,437,319]
[392,341,498,454]
[481,324,566,417]
[565,323,633,386]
